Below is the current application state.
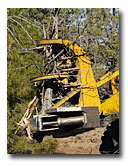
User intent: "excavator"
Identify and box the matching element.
[16,39,119,154]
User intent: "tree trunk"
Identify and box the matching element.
[41,88,53,113]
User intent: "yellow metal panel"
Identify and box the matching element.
[96,70,119,87]
[96,72,111,83]
[53,55,102,114]
[61,67,80,72]
[31,73,69,82]
[111,78,118,95]
[101,92,119,115]
[36,39,86,56]
[76,56,102,114]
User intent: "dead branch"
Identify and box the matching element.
[7,27,23,48]
[10,18,36,46]
[47,49,64,64]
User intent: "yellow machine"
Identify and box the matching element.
[17,39,119,154]
[30,39,119,114]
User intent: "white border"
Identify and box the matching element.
[0,8,7,157]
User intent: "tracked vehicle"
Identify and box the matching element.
[17,39,119,154]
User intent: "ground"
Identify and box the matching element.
[55,127,106,154]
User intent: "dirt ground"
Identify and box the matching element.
[55,127,106,154]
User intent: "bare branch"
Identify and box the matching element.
[9,64,44,71]
[7,27,23,48]
[8,15,42,29]
[51,8,61,39]
[42,23,46,39]
[10,18,36,46]
[47,49,64,64]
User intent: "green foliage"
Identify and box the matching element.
[8,135,58,154]
[8,136,29,154]
[30,135,58,154]
[107,113,119,122]
[7,8,45,154]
